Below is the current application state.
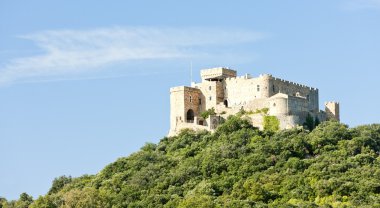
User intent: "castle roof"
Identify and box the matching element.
[200,67,236,80]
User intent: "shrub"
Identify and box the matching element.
[263,115,280,132]
[201,108,216,119]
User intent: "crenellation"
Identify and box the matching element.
[168,67,340,136]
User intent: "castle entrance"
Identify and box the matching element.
[186,109,194,123]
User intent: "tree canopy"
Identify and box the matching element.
[4,116,380,207]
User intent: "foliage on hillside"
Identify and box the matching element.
[2,116,380,207]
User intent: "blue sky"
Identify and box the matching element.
[0,0,379,200]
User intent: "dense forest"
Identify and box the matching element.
[1,116,380,207]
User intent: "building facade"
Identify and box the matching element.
[169,67,339,136]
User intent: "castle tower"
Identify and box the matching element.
[169,86,202,133]
[258,74,273,98]
[200,67,236,81]
[325,101,340,121]
[200,67,236,109]
[169,67,341,136]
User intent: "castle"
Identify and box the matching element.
[169,67,339,136]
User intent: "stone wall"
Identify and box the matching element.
[168,121,209,137]
[271,76,319,112]
[169,68,339,136]
[224,75,265,106]
[183,87,202,121]
[325,102,340,121]
[277,115,300,129]
[200,67,236,80]
[269,94,289,116]
[170,86,185,131]
[192,80,224,111]
[170,86,202,133]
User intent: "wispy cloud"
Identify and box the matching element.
[0,27,264,85]
[342,0,380,11]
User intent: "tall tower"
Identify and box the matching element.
[325,101,340,121]
[169,86,202,134]
[199,67,237,109]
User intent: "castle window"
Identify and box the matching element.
[307,95,310,101]
[257,85,260,92]
[199,98,202,105]
[209,96,212,101]
[224,100,228,107]
[273,85,275,92]
[189,96,192,103]
[209,86,212,90]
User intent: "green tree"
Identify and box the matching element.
[24,117,380,207]
[48,175,72,195]
[314,116,320,127]
[61,188,111,208]
[304,113,315,131]
[263,115,280,132]
[200,108,216,119]
[178,195,215,208]
[30,195,57,208]
[0,197,7,208]
[14,193,33,208]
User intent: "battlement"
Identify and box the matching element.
[226,74,253,81]
[200,67,237,81]
[325,101,339,105]
[325,101,340,121]
[169,67,340,136]
[170,86,200,93]
[224,73,318,91]
[259,74,273,78]
[272,76,318,91]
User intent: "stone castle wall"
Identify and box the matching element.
[170,87,185,131]
[271,76,319,112]
[192,81,224,111]
[325,101,340,121]
[170,86,202,131]
[169,68,339,136]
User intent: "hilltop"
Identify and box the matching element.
[2,116,380,207]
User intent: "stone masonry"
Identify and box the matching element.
[169,67,340,136]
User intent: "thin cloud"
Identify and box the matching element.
[342,0,380,11]
[0,27,264,85]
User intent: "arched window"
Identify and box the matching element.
[186,109,194,123]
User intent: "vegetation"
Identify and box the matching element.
[237,107,269,116]
[256,107,269,115]
[263,115,280,132]
[200,108,216,119]
[1,193,33,208]
[304,113,321,131]
[48,175,72,195]
[3,116,380,207]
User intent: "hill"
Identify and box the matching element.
[2,116,380,207]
